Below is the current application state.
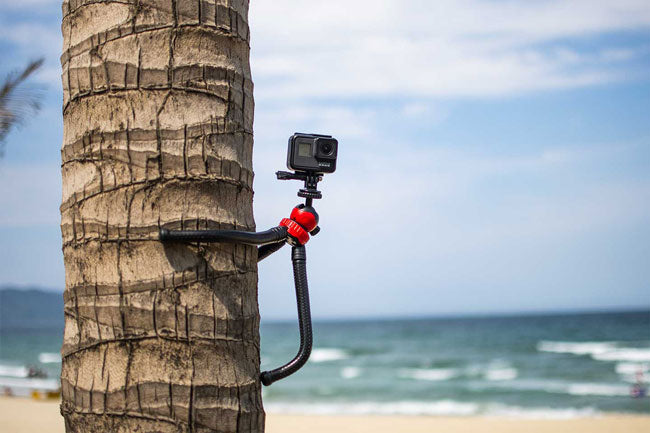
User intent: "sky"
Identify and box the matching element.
[0,0,649,319]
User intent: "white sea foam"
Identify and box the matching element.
[534,381,629,397]
[0,364,28,378]
[399,361,518,382]
[484,367,518,381]
[310,348,348,363]
[487,405,599,419]
[566,383,629,397]
[537,341,617,356]
[615,362,649,382]
[615,362,650,375]
[0,377,59,392]
[264,400,599,419]
[478,379,631,397]
[592,348,650,362]
[265,400,479,416]
[538,341,650,363]
[398,368,460,381]
[340,367,361,379]
[38,353,60,364]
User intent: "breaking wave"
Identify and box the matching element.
[310,348,348,363]
[482,379,630,397]
[566,383,630,396]
[38,353,60,364]
[0,364,28,378]
[265,400,598,418]
[484,366,518,381]
[398,368,460,381]
[399,361,518,382]
[0,377,60,397]
[266,400,479,416]
[538,341,650,363]
[592,349,650,362]
[616,362,650,375]
[537,341,617,356]
[340,367,362,379]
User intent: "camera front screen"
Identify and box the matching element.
[298,142,312,157]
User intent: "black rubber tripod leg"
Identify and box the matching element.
[159,226,287,246]
[260,245,313,385]
[257,241,286,262]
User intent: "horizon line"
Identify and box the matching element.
[263,305,650,323]
[2,285,648,323]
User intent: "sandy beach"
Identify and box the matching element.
[2,397,649,433]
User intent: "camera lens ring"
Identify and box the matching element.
[320,141,334,156]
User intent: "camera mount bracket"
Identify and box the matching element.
[276,170,323,202]
[159,175,323,386]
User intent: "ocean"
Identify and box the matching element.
[1,310,649,418]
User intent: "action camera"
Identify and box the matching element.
[287,133,338,174]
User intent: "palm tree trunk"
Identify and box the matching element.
[59,1,262,432]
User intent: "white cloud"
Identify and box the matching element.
[255,104,378,142]
[250,0,650,99]
[2,0,648,95]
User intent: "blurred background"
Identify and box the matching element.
[1,0,649,418]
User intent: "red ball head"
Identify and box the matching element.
[290,205,319,232]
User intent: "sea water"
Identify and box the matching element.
[1,311,648,417]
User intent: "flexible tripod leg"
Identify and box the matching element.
[159,222,313,385]
[260,245,313,386]
[257,241,286,262]
[160,227,288,261]
[159,226,287,246]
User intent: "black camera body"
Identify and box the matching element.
[287,133,338,174]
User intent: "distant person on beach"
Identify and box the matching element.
[630,369,647,398]
[26,366,47,379]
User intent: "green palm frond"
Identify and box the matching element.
[0,58,44,157]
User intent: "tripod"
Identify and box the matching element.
[159,170,324,386]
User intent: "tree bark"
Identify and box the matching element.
[59,1,262,432]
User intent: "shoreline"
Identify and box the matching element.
[2,397,649,433]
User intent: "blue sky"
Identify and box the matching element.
[0,0,649,319]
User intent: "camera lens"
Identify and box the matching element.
[320,141,334,156]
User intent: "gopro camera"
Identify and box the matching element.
[287,133,338,174]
